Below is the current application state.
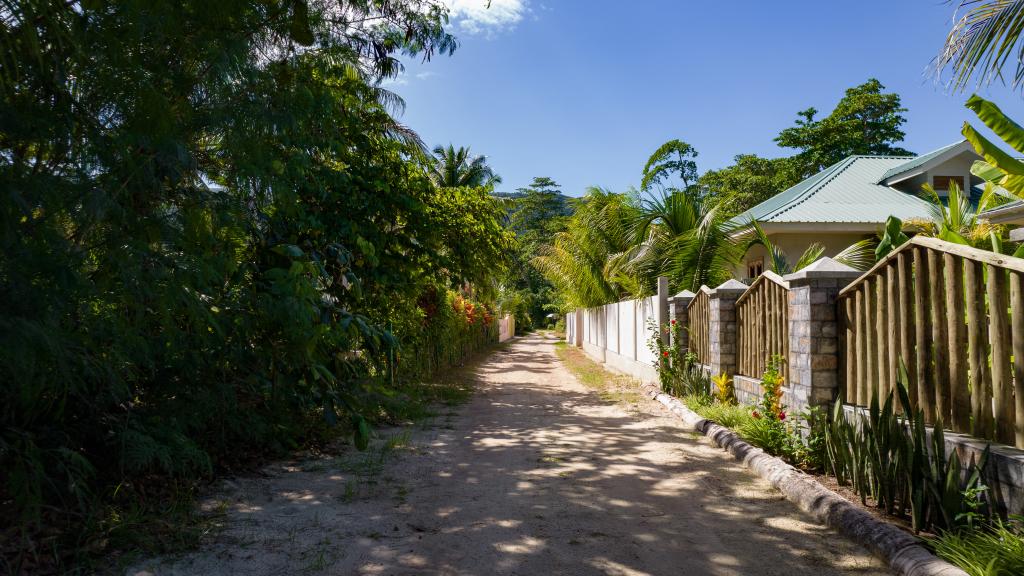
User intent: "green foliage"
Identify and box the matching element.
[701,80,912,220]
[533,188,640,308]
[963,94,1024,198]
[698,154,804,218]
[504,177,571,328]
[0,0,509,567]
[687,399,753,429]
[428,144,502,188]
[930,517,1024,576]
[775,79,912,177]
[876,215,911,260]
[641,139,700,192]
[744,220,877,273]
[937,1,1024,93]
[620,188,744,295]
[824,365,992,532]
[647,319,711,399]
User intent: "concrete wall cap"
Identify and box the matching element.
[669,289,696,301]
[783,257,862,282]
[710,279,747,296]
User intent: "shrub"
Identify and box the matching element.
[824,364,992,532]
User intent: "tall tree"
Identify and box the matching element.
[534,188,640,308]
[503,177,570,329]
[698,155,803,217]
[641,139,700,192]
[699,80,913,218]
[428,144,502,188]
[775,79,912,176]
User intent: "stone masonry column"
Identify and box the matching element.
[668,290,695,355]
[708,279,747,377]
[783,258,861,412]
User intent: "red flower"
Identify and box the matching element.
[752,410,761,419]
[778,412,786,421]
[670,319,676,325]
[662,351,669,357]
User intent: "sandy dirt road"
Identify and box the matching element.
[128,334,889,576]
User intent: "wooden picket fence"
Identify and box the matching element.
[687,286,712,365]
[737,271,789,382]
[838,236,1024,448]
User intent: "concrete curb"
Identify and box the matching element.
[639,383,968,576]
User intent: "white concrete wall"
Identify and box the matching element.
[498,314,516,342]
[569,295,662,385]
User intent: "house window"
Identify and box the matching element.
[933,175,965,191]
[747,260,764,278]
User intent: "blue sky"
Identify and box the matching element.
[389,0,1024,197]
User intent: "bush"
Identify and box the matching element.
[824,365,991,532]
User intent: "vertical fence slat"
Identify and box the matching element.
[965,259,990,438]
[856,288,868,406]
[1011,271,1024,448]
[845,295,856,404]
[865,280,877,405]
[897,250,916,408]
[914,247,934,423]
[886,262,898,405]
[944,254,969,433]
[876,271,889,403]
[928,249,950,426]
[988,267,1014,445]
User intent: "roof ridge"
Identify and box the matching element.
[761,157,859,221]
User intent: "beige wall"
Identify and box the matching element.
[736,232,873,281]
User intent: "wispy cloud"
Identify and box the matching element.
[445,0,528,35]
[415,71,438,80]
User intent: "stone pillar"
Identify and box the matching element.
[784,258,861,411]
[573,309,583,347]
[708,279,747,377]
[668,290,695,355]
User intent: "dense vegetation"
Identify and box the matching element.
[0,0,512,569]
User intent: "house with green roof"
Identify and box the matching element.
[728,140,993,278]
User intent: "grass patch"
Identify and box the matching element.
[929,519,1024,576]
[553,342,642,407]
[683,396,755,429]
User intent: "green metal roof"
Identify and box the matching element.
[877,140,967,184]
[727,146,986,227]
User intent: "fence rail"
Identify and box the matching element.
[737,271,789,382]
[687,286,712,365]
[838,236,1024,448]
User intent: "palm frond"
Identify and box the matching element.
[938,0,1024,92]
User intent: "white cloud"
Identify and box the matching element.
[445,0,527,35]
[415,71,438,80]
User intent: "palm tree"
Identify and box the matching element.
[907,180,1006,248]
[533,188,639,308]
[428,144,502,188]
[744,221,876,274]
[613,189,744,295]
[937,1,1024,92]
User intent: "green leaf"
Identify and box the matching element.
[970,159,1005,183]
[966,95,1024,155]
[962,121,1024,177]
